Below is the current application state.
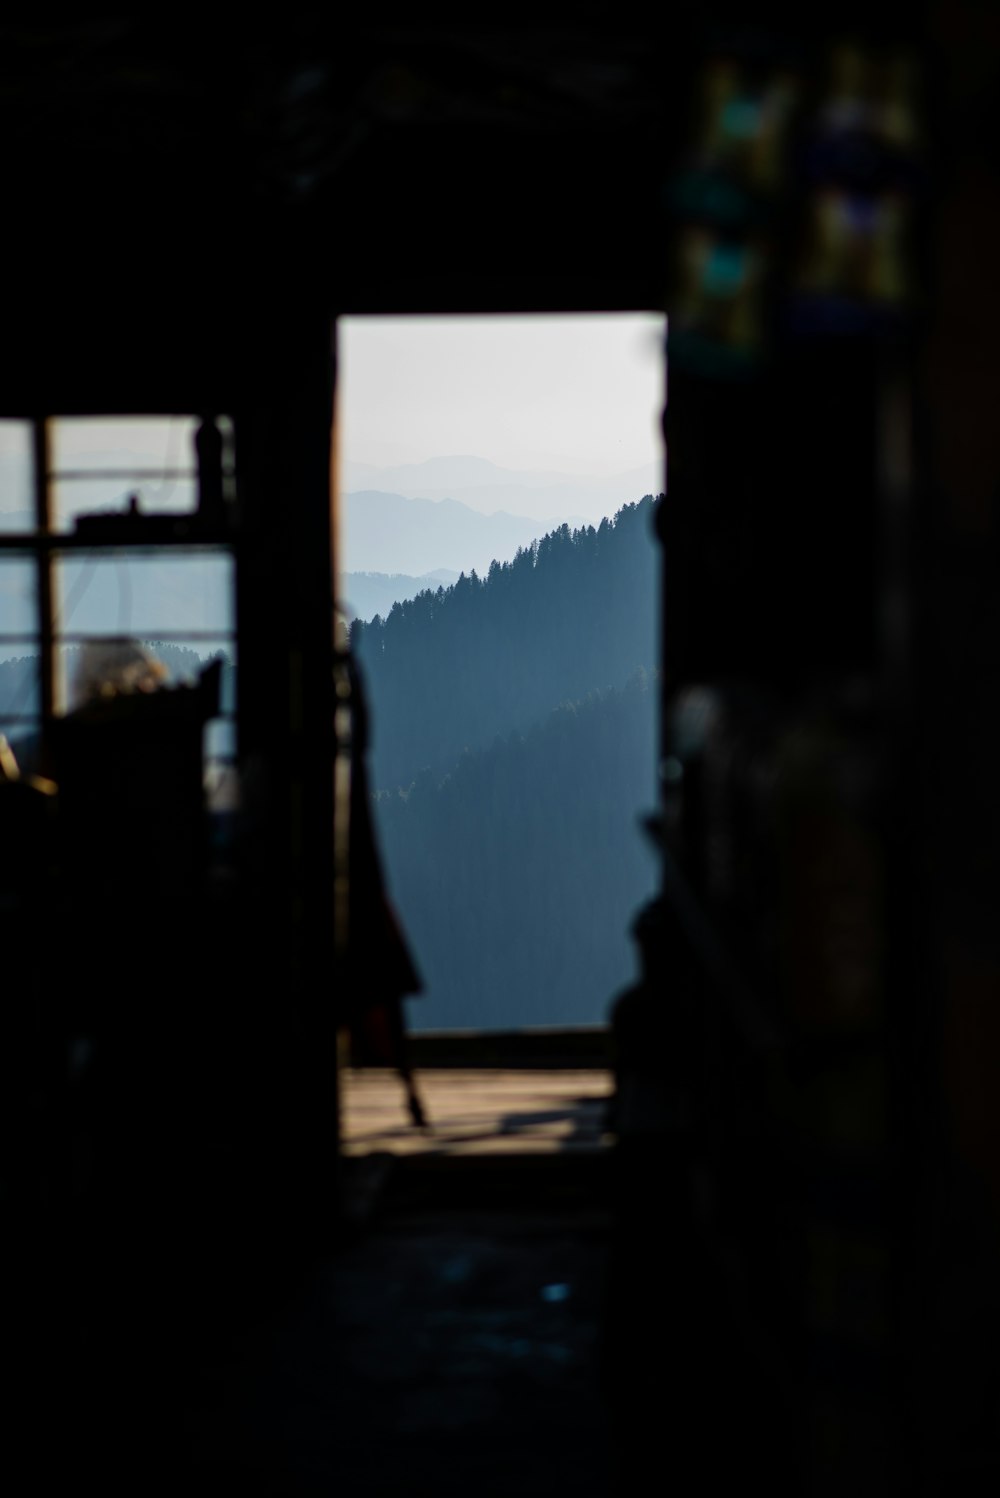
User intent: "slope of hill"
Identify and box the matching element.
[351,496,660,792]
[376,670,659,1031]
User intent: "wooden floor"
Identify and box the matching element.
[340,1067,614,1158]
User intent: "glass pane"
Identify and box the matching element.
[0,421,34,533]
[52,416,199,473]
[54,553,234,711]
[53,475,198,532]
[0,558,39,747]
[0,557,37,651]
[54,553,233,639]
[205,717,237,762]
[0,655,40,744]
[205,662,240,847]
[53,640,235,709]
[52,417,199,531]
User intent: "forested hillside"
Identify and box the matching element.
[377,670,658,1031]
[357,496,663,1030]
[352,495,660,792]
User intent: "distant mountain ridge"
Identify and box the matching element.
[342,453,662,524]
[340,490,572,577]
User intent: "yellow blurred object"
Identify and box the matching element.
[0,733,56,796]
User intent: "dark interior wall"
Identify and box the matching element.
[3,11,1000,1490]
[0,23,987,1075]
[907,9,1000,1455]
[0,0,992,1238]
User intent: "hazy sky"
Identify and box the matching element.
[337,313,666,477]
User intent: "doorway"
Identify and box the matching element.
[334,312,666,1035]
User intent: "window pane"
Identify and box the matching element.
[0,421,34,533]
[54,553,233,640]
[0,655,40,743]
[54,553,234,711]
[52,417,200,473]
[0,557,37,648]
[52,475,199,532]
[205,652,239,846]
[205,714,236,762]
[51,417,200,531]
[0,558,39,744]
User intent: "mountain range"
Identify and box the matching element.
[341,453,662,524]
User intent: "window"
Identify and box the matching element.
[0,416,237,800]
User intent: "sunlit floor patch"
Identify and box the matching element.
[341,1067,613,1157]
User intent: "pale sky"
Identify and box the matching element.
[336,313,666,476]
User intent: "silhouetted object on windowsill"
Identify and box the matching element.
[51,641,221,907]
[72,408,237,545]
[341,647,428,1130]
[70,638,169,706]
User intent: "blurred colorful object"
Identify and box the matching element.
[695,59,799,196]
[667,40,921,365]
[790,189,910,329]
[786,44,920,336]
[667,52,800,376]
[670,227,767,375]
